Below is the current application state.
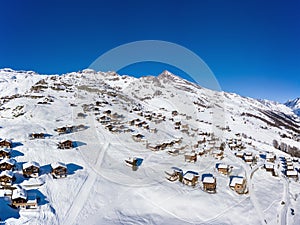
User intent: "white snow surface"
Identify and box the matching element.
[0,68,299,224]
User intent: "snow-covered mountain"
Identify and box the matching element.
[0,68,299,225]
[285,97,300,116]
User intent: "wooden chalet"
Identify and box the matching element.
[11,186,27,208]
[266,153,276,163]
[184,152,197,163]
[165,167,183,182]
[182,171,199,187]
[125,157,143,171]
[212,150,224,159]
[22,161,40,178]
[235,152,244,158]
[217,164,229,175]
[11,185,38,209]
[0,170,14,186]
[286,170,298,180]
[229,177,247,194]
[55,126,73,135]
[29,133,45,139]
[264,163,275,176]
[171,110,178,116]
[51,162,68,178]
[0,158,16,171]
[244,152,254,164]
[196,148,205,156]
[132,134,145,142]
[202,175,217,193]
[57,140,74,149]
[0,139,12,148]
[0,148,11,159]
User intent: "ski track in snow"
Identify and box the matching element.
[63,112,110,225]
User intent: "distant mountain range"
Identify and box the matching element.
[285,97,300,116]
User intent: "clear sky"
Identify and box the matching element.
[0,0,299,102]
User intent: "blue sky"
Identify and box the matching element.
[0,0,299,102]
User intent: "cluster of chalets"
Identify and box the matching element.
[0,133,76,211]
[165,164,247,195]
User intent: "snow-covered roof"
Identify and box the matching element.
[23,161,40,169]
[217,164,228,169]
[266,153,275,159]
[0,158,16,165]
[183,171,198,180]
[0,148,10,153]
[244,155,253,160]
[265,163,274,169]
[12,186,27,200]
[203,176,215,184]
[230,177,245,187]
[286,170,298,176]
[51,162,67,169]
[0,170,13,178]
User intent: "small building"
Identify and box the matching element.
[202,175,217,193]
[29,133,45,139]
[264,163,275,172]
[182,171,199,187]
[213,150,224,159]
[11,185,27,208]
[125,157,143,171]
[0,140,12,148]
[57,140,74,149]
[0,148,11,159]
[217,164,229,175]
[196,148,205,156]
[132,134,145,142]
[287,165,294,171]
[229,177,247,194]
[244,153,254,164]
[286,170,298,180]
[51,162,68,178]
[55,126,73,135]
[22,161,40,178]
[184,152,197,163]
[0,158,16,171]
[0,170,14,186]
[236,152,244,158]
[11,185,38,209]
[266,153,276,163]
[165,167,183,182]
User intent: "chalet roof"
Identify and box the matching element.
[171,167,183,173]
[0,139,12,144]
[236,152,244,156]
[23,161,40,169]
[0,148,10,153]
[244,155,253,160]
[230,177,245,187]
[286,170,298,176]
[51,162,67,169]
[0,158,16,165]
[185,152,197,157]
[217,164,228,169]
[203,176,215,184]
[183,171,199,180]
[12,185,27,200]
[266,153,275,159]
[265,163,274,169]
[0,170,13,178]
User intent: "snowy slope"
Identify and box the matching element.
[0,68,299,225]
[285,98,300,116]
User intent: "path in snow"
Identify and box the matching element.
[63,112,109,225]
[279,176,289,225]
